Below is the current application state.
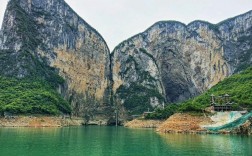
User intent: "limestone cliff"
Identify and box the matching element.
[1,0,252,122]
[0,0,112,122]
[112,10,252,115]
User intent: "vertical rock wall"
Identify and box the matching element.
[112,11,252,118]
[0,0,112,122]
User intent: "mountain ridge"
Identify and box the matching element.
[113,9,252,53]
[0,0,252,123]
[112,9,252,119]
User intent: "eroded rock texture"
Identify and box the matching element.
[112,11,252,116]
[1,0,252,121]
[0,0,112,122]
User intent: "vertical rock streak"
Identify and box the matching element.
[112,11,252,118]
[1,0,252,121]
[0,0,112,122]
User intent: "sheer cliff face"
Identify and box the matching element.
[1,0,252,120]
[112,11,252,109]
[0,0,112,120]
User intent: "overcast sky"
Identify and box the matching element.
[0,0,252,50]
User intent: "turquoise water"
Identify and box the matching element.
[0,126,251,156]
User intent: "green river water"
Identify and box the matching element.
[0,126,251,156]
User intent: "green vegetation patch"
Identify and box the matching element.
[116,83,164,114]
[117,53,164,114]
[147,67,252,119]
[145,104,178,120]
[0,77,71,115]
[0,0,64,88]
[0,0,71,116]
[181,67,252,112]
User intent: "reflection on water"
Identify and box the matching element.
[0,127,251,156]
[158,133,252,155]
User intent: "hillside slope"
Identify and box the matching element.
[147,67,252,120]
[179,67,252,112]
[0,77,71,115]
[0,0,112,122]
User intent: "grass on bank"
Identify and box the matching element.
[146,67,252,120]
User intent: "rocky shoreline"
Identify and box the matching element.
[0,116,85,127]
[1,113,251,136]
[156,113,212,133]
[124,119,163,128]
[125,113,252,135]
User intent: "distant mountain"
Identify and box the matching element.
[112,10,252,118]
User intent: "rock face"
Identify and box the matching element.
[1,0,252,122]
[112,11,252,115]
[0,0,112,122]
